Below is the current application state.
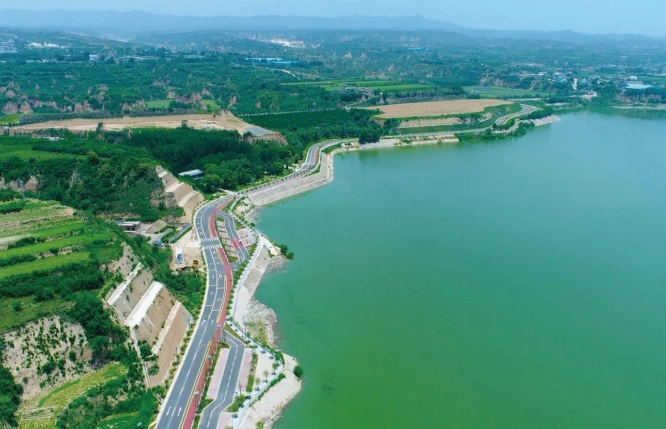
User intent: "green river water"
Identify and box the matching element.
[255,112,666,429]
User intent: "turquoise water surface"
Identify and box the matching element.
[256,112,666,428]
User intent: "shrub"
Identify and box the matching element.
[293,365,304,379]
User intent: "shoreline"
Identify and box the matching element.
[228,135,454,428]
[223,115,560,427]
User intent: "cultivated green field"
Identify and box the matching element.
[1,232,111,260]
[284,78,434,92]
[145,99,171,109]
[0,297,70,332]
[0,218,84,242]
[464,86,548,99]
[0,113,20,125]
[0,252,91,279]
[202,99,221,110]
[0,139,81,161]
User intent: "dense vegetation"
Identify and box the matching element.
[58,383,158,429]
[252,109,399,148]
[0,345,23,427]
[123,127,300,192]
[1,128,316,210]
[68,292,128,363]
[1,136,169,220]
[0,199,177,427]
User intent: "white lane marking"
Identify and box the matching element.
[205,336,245,418]
[166,406,171,416]
[177,407,182,416]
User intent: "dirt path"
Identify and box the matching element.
[11,112,272,135]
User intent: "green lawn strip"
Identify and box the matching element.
[0,232,111,261]
[322,143,342,154]
[0,251,90,279]
[0,296,71,332]
[246,353,258,393]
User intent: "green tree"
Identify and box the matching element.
[0,365,23,427]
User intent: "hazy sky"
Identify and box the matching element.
[11,0,666,36]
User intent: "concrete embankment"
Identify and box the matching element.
[206,230,300,429]
[247,152,334,207]
[156,166,205,221]
[247,136,457,208]
[528,115,560,126]
[106,245,192,386]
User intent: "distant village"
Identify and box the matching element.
[0,39,17,54]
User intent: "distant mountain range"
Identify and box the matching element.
[0,10,660,45]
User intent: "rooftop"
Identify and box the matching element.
[178,169,204,178]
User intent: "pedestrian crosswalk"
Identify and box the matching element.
[201,244,221,250]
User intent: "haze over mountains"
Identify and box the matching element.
[0,9,660,45]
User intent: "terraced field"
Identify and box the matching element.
[17,363,128,429]
[1,232,111,260]
[0,252,92,279]
[0,195,162,428]
[0,199,122,328]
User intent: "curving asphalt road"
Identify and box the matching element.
[217,210,250,271]
[155,102,543,429]
[198,332,246,429]
[156,197,244,429]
